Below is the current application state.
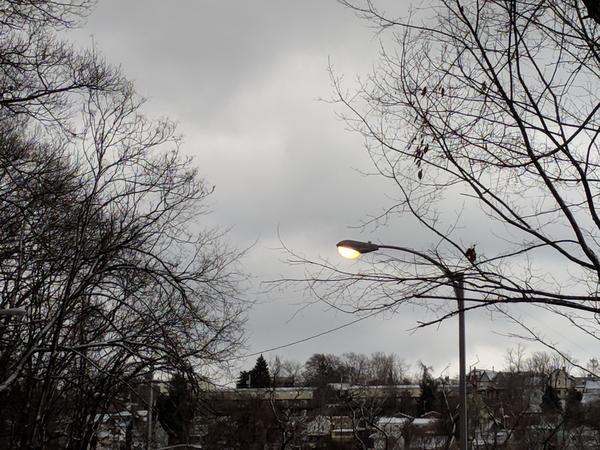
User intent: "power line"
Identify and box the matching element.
[229,309,382,361]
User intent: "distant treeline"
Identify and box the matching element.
[236,346,600,389]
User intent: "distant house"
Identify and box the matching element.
[94,410,168,450]
[548,367,576,404]
[304,414,372,447]
[89,374,168,450]
[469,369,500,400]
[581,379,600,404]
[370,416,410,450]
[207,386,316,409]
[470,369,499,390]
[328,383,421,400]
[370,412,450,450]
[470,368,546,413]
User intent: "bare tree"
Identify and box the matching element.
[270,356,304,386]
[0,2,247,448]
[368,352,409,386]
[504,345,528,374]
[0,0,121,124]
[302,353,345,387]
[288,0,600,360]
[0,81,246,450]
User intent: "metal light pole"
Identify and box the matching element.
[147,371,154,450]
[453,272,467,450]
[336,240,468,450]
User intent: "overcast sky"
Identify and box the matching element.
[67,0,600,382]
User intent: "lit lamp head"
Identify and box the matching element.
[336,240,380,259]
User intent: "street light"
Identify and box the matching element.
[336,239,468,450]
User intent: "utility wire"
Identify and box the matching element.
[228,309,382,361]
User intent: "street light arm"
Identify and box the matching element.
[375,244,455,279]
[336,238,468,449]
[337,239,456,279]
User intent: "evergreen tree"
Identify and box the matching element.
[250,355,271,388]
[236,370,250,389]
[541,385,562,415]
[565,388,584,424]
[417,364,439,415]
[156,372,197,444]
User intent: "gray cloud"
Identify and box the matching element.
[66,0,600,380]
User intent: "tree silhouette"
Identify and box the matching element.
[236,355,272,388]
[250,355,271,388]
[417,364,439,415]
[236,370,250,389]
[157,373,197,445]
[0,1,247,447]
